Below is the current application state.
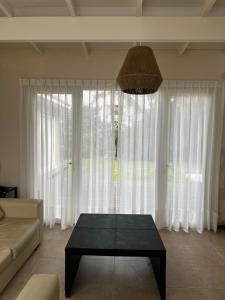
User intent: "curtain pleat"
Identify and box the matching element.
[79,81,115,214]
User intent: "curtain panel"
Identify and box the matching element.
[75,81,116,215]
[20,79,224,232]
[20,79,116,228]
[117,81,224,232]
[20,79,78,228]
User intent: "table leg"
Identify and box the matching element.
[150,251,166,300]
[65,251,81,297]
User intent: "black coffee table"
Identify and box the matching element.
[65,214,166,299]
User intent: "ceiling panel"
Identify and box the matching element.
[7,0,68,16]
[214,0,225,7]
[7,0,65,8]
[75,7,134,16]
[146,42,181,50]
[89,42,132,50]
[144,0,202,16]
[40,42,81,48]
[144,0,202,8]
[75,0,136,7]
[0,42,224,52]
[210,0,225,16]
[13,7,69,16]
[0,42,30,48]
[6,0,136,16]
[189,42,225,50]
[73,0,136,16]
[87,42,183,51]
[1,0,225,17]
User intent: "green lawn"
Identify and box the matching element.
[80,158,195,183]
[114,159,119,181]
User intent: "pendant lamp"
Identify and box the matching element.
[117,45,163,95]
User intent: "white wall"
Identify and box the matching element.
[0,46,225,222]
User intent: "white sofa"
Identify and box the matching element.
[0,198,43,293]
[16,274,59,300]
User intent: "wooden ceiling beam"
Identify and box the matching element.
[0,17,225,42]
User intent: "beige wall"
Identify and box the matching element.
[0,46,225,223]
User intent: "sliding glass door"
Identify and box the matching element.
[21,79,223,231]
[117,82,223,232]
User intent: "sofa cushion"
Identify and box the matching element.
[16,274,60,300]
[0,218,40,259]
[0,248,12,272]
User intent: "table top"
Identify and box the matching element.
[66,214,166,256]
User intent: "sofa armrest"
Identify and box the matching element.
[0,198,43,222]
[16,274,59,300]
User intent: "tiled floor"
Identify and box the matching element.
[0,226,225,300]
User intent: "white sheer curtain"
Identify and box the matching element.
[20,79,79,228]
[20,79,115,228]
[118,81,224,232]
[21,79,224,232]
[78,81,115,214]
[117,93,160,215]
[164,81,223,232]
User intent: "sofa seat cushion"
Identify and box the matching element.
[16,274,60,300]
[0,248,12,272]
[0,218,40,259]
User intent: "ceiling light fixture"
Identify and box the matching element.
[117,45,163,95]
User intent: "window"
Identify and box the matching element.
[21,79,223,231]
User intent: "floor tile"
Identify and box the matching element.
[0,226,225,300]
[203,289,225,300]
[167,288,207,300]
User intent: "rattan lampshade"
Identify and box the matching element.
[117,46,163,95]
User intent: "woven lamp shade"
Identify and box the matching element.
[117,46,163,95]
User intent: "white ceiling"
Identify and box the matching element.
[0,0,225,53]
[1,41,225,52]
[1,0,225,17]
